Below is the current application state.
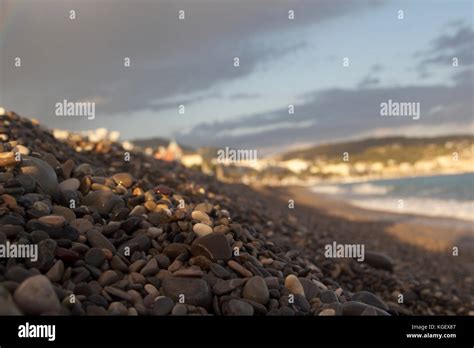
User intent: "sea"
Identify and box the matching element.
[311,172,474,222]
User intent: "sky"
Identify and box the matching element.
[0,0,473,153]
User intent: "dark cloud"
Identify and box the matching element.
[177,75,473,149]
[418,24,474,67]
[1,0,381,130]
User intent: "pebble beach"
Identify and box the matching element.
[0,110,472,316]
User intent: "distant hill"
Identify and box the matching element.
[278,135,474,164]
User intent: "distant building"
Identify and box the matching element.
[181,153,203,167]
[154,140,183,162]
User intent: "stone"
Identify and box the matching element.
[112,173,134,188]
[70,218,94,234]
[213,278,246,295]
[363,251,394,272]
[37,238,57,271]
[163,243,189,260]
[52,206,76,222]
[21,157,58,195]
[38,215,66,228]
[0,286,22,315]
[351,291,389,311]
[141,258,159,276]
[223,299,254,316]
[59,178,80,192]
[319,308,336,316]
[191,233,231,261]
[98,270,121,287]
[153,296,174,315]
[82,190,124,215]
[161,277,212,308]
[155,254,171,269]
[173,268,204,278]
[227,260,252,278]
[210,263,231,279]
[171,303,187,315]
[194,202,213,214]
[242,276,269,305]
[299,278,321,301]
[320,290,339,304]
[85,248,106,267]
[16,173,36,193]
[104,286,132,302]
[87,229,116,253]
[46,260,64,283]
[284,274,305,296]
[342,301,390,316]
[192,223,213,237]
[13,275,61,315]
[191,211,210,222]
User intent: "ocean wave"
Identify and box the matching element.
[348,197,474,221]
[350,183,393,195]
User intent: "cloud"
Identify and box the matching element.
[1,0,382,130]
[417,24,474,67]
[177,75,473,149]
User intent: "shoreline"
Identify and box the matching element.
[282,185,474,252]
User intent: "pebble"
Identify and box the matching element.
[319,308,336,316]
[0,286,22,315]
[87,229,116,253]
[299,278,320,300]
[213,278,246,295]
[161,277,212,308]
[38,215,66,228]
[191,211,210,222]
[284,274,305,296]
[194,202,213,214]
[98,270,121,287]
[320,290,339,304]
[70,218,94,234]
[210,263,231,279]
[140,258,159,276]
[342,301,390,316]
[83,190,124,215]
[351,291,389,311]
[85,248,106,267]
[59,178,80,192]
[153,296,174,315]
[363,251,394,272]
[16,173,36,193]
[242,276,269,305]
[46,260,64,283]
[112,173,134,188]
[171,303,187,315]
[20,157,58,195]
[223,299,254,316]
[192,223,213,237]
[191,233,231,261]
[227,260,252,278]
[52,206,76,222]
[13,275,61,314]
